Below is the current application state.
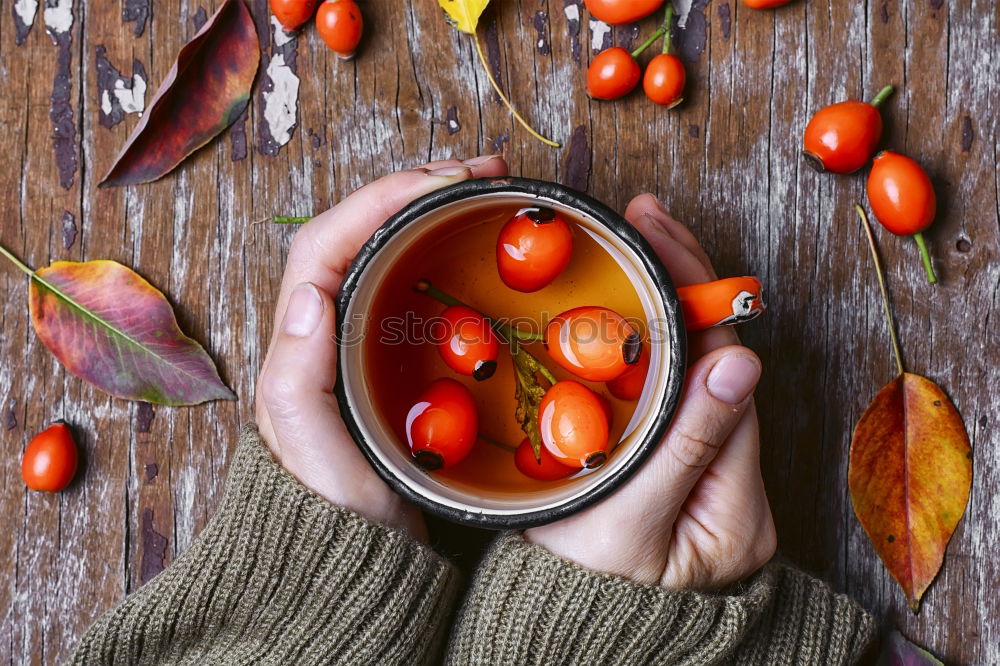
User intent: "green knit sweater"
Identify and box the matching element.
[70,426,875,665]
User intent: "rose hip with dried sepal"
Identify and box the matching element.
[803,86,894,175]
[496,206,574,292]
[538,380,610,468]
[545,306,641,382]
[437,305,500,381]
[406,378,478,470]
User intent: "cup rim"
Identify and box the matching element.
[334,177,687,529]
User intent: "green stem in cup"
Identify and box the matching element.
[661,2,675,55]
[631,26,666,59]
[869,85,894,109]
[479,433,516,454]
[414,280,544,342]
[857,205,905,376]
[912,231,938,285]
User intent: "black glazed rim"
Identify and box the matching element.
[334,177,687,530]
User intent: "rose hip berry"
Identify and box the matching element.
[803,86,893,174]
[316,0,363,60]
[21,421,78,492]
[437,305,500,381]
[538,381,610,468]
[545,306,641,382]
[406,378,478,470]
[496,207,574,292]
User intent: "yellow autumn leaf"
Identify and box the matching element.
[438,0,490,34]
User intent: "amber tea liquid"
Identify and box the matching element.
[365,203,649,495]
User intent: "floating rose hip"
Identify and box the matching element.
[405,378,478,470]
[496,207,574,292]
[269,0,319,31]
[866,151,938,284]
[515,437,580,481]
[607,344,650,400]
[437,305,500,380]
[584,0,664,24]
[316,0,363,60]
[803,86,893,174]
[21,421,78,492]
[538,381,610,468]
[545,306,641,382]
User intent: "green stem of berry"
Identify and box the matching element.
[869,85,894,108]
[414,280,544,342]
[631,26,666,59]
[857,205,906,376]
[661,2,675,55]
[478,433,516,454]
[912,232,938,285]
[272,216,310,224]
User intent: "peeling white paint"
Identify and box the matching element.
[43,0,73,37]
[674,0,693,28]
[447,118,460,133]
[563,4,579,23]
[14,0,38,30]
[589,19,610,52]
[262,53,299,148]
[271,15,295,47]
[114,73,146,115]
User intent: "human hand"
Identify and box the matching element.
[525,194,776,590]
[255,156,509,541]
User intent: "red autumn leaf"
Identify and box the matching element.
[99,0,259,187]
[849,372,971,611]
[1,246,234,406]
[876,629,944,665]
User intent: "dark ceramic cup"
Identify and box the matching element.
[334,178,763,529]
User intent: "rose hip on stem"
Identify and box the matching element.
[587,26,666,100]
[643,3,686,108]
[866,151,938,284]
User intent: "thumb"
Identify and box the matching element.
[255,282,365,498]
[650,345,762,519]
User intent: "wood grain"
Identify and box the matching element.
[1,0,996,663]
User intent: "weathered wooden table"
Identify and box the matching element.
[1,1,996,663]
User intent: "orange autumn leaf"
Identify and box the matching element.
[849,373,971,611]
[849,205,972,613]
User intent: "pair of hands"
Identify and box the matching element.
[254,156,776,591]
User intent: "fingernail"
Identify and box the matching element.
[427,165,472,177]
[706,354,761,404]
[641,212,674,239]
[462,154,501,166]
[283,283,324,337]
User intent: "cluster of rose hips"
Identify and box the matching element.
[803,87,939,283]
[583,0,794,105]
[405,207,648,482]
[269,0,363,59]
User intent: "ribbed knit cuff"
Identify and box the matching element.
[72,424,459,666]
[445,533,874,666]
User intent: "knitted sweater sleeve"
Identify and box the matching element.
[70,425,459,666]
[445,533,876,666]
